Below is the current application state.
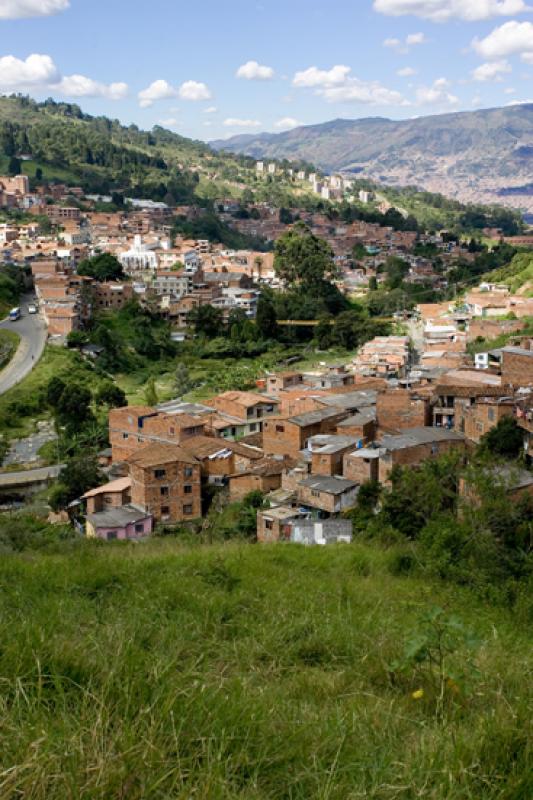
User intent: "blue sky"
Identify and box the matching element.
[1,0,533,140]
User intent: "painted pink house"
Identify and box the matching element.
[86,505,153,541]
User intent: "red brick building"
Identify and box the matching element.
[128,443,201,523]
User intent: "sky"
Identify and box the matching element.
[1,0,533,141]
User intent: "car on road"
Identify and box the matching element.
[9,307,21,321]
[27,304,38,315]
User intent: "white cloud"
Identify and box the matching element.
[472,59,512,80]
[293,64,407,105]
[0,0,69,19]
[383,32,427,53]
[236,60,274,80]
[416,77,459,104]
[506,97,533,103]
[504,85,517,92]
[0,52,127,100]
[292,65,351,87]
[223,118,262,128]
[473,21,533,61]
[138,79,211,107]
[58,75,128,99]
[138,79,177,108]
[273,117,302,129]
[397,66,417,76]
[0,53,59,88]
[158,117,178,127]
[204,106,217,113]
[178,80,212,101]
[374,0,529,22]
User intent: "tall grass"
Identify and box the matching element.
[0,539,530,798]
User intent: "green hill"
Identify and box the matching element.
[0,535,530,798]
[0,95,286,204]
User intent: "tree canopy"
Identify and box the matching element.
[274,223,339,289]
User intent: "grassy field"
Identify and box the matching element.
[0,538,530,799]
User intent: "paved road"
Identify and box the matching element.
[0,294,47,395]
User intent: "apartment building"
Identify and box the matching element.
[128,443,202,523]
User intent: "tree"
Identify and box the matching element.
[77,253,124,282]
[384,257,410,290]
[49,454,104,510]
[174,363,192,398]
[55,383,94,427]
[480,416,524,459]
[66,330,89,349]
[95,382,127,408]
[279,207,293,225]
[315,314,333,349]
[368,276,378,291]
[144,376,159,406]
[188,304,224,338]
[46,376,66,408]
[35,167,43,181]
[255,296,278,340]
[274,223,338,288]
[8,156,21,176]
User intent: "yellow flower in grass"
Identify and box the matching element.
[412,689,424,700]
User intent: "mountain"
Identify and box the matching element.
[212,105,533,213]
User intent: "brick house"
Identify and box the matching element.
[500,347,533,387]
[308,434,359,476]
[206,392,279,435]
[376,388,432,432]
[266,371,304,394]
[297,475,359,513]
[82,477,131,514]
[377,427,467,483]
[229,457,296,501]
[343,448,382,484]
[109,406,206,462]
[93,282,134,311]
[336,411,377,444]
[263,407,350,458]
[127,443,202,523]
[257,506,306,543]
[463,397,515,443]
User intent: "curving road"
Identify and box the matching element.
[0,294,48,395]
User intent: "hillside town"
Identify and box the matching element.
[1,169,533,545]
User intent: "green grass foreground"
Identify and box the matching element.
[0,539,531,798]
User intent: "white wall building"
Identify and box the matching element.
[119,235,158,275]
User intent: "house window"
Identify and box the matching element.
[154,469,166,479]
[184,485,193,494]
[183,504,193,515]
[265,519,273,530]
[276,425,285,433]
[184,467,193,478]
[311,490,320,498]
[488,408,495,422]
[170,427,175,435]
[135,523,144,533]
[107,531,117,541]
[250,423,257,432]
[160,486,169,496]
[122,433,129,439]
[161,505,170,516]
